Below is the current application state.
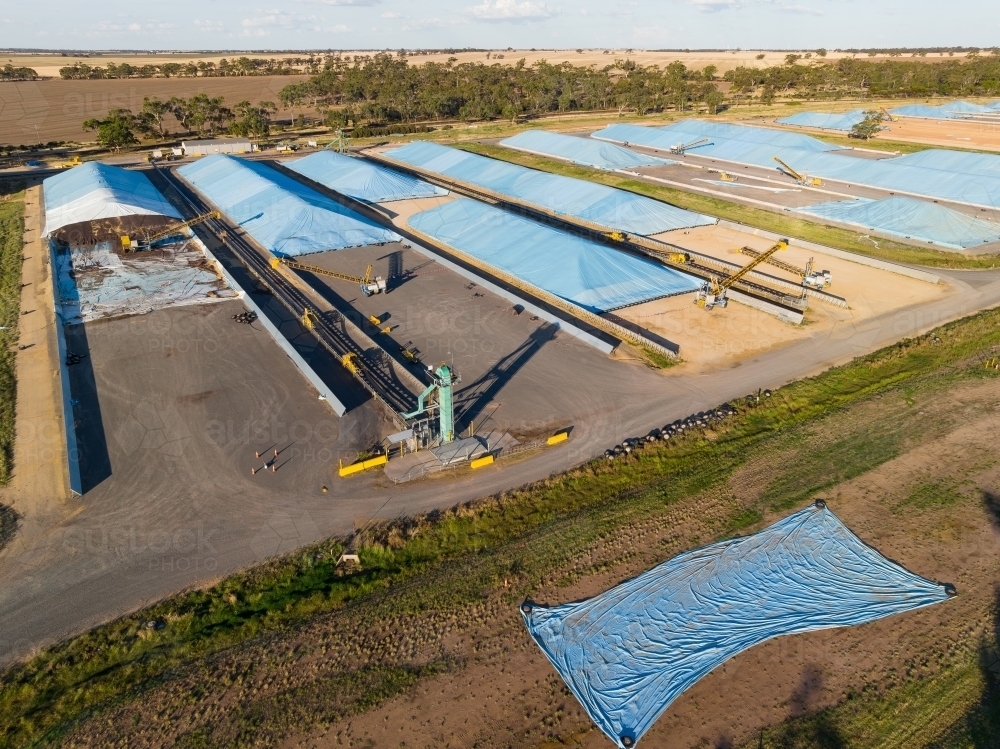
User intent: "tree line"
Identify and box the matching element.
[82,95,276,151]
[75,52,1000,151]
[0,64,38,81]
[273,52,1000,127]
[277,53,725,127]
[726,54,1000,103]
[59,57,315,80]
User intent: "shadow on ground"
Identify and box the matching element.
[926,491,1000,748]
[0,503,19,552]
[64,322,111,492]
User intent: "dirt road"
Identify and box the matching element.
[0,263,998,666]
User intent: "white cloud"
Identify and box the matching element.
[300,0,380,5]
[401,17,449,30]
[468,0,553,22]
[194,19,223,31]
[380,11,401,17]
[326,23,350,31]
[764,0,823,14]
[240,9,320,35]
[689,0,744,11]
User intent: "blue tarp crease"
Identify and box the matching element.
[522,504,951,748]
[408,197,700,312]
[178,154,399,257]
[499,130,674,170]
[286,150,448,203]
[796,196,1000,249]
[591,119,1000,213]
[385,141,715,236]
[777,109,869,131]
[891,100,1000,119]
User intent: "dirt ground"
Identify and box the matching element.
[0,75,310,145]
[277,378,1000,749]
[615,223,949,372]
[880,116,1000,152]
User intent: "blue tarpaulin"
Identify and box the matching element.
[777,109,869,132]
[499,130,673,170]
[891,100,1000,119]
[178,154,399,257]
[592,119,1000,210]
[408,197,700,312]
[285,150,448,203]
[522,503,951,748]
[385,141,715,236]
[796,196,1000,250]
[43,162,181,236]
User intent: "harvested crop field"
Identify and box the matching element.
[0,76,310,144]
[16,307,999,749]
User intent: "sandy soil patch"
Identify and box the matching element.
[615,223,948,372]
[770,110,1000,153]
[879,116,1000,152]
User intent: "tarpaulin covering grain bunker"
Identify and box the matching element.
[178,154,399,257]
[777,109,869,132]
[796,196,1000,250]
[385,141,715,236]
[408,197,700,313]
[286,150,448,203]
[891,100,1000,119]
[522,503,951,748]
[43,162,181,237]
[499,130,673,170]
[592,120,1000,209]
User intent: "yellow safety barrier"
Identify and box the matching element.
[470,454,495,469]
[546,431,569,445]
[338,454,388,477]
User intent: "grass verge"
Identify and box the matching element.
[0,191,25,484]
[744,655,999,748]
[2,308,1000,747]
[453,142,999,270]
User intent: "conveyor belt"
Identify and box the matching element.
[159,166,416,421]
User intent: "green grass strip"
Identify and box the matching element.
[0,194,25,484]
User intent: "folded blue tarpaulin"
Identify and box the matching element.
[522,503,951,748]
[385,141,715,236]
[178,154,399,257]
[796,196,1000,250]
[500,130,674,170]
[409,197,700,313]
[286,150,448,203]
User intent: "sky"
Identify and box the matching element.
[1,0,998,51]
